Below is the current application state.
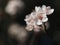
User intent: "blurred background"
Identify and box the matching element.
[0,0,60,45]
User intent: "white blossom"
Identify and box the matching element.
[24,5,54,31]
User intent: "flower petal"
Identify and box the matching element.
[35,6,41,12]
[25,25,33,31]
[42,17,48,22]
[47,6,51,9]
[36,19,42,25]
[42,5,46,12]
[47,9,54,15]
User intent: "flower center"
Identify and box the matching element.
[37,13,43,20]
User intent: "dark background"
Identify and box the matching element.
[0,0,60,45]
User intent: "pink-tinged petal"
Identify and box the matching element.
[47,6,51,9]
[34,25,41,32]
[25,15,29,19]
[35,6,41,12]
[36,19,42,25]
[47,9,54,15]
[42,17,48,22]
[25,25,33,31]
[42,5,46,12]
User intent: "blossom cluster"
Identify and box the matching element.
[24,5,54,32]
